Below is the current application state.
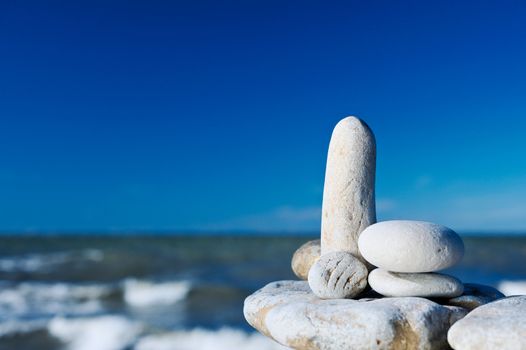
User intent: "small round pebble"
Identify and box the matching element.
[368,268,464,298]
[291,239,320,280]
[358,220,465,273]
[308,251,368,299]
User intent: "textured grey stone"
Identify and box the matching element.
[448,296,526,350]
[291,240,320,280]
[321,117,376,268]
[368,268,464,298]
[307,251,367,299]
[358,220,464,273]
[244,280,468,350]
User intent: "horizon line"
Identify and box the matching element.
[0,229,525,237]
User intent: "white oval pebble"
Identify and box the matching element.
[308,251,368,299]
[368,268,464,298]
[358,220,464,272]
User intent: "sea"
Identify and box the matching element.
[0,234,525,350]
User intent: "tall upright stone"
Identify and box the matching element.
[321,116,376,266]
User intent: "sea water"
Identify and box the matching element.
[0,234,524,350]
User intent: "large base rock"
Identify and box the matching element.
[244,280,468,350]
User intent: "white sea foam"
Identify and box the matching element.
[0,279,190,338]
[135,328,288,350]
[48,316,142,350]
[0,249,104,273]
[0,319,48,337]
[123,279,191,307]
[0,252,70,272]
[82,249,104,261]
[498,280,526,296]
[0,282,112,318]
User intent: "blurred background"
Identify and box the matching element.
[1,1,526,349]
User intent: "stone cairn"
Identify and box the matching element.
[244,116,525,350]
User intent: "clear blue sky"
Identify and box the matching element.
[1,1,526,233]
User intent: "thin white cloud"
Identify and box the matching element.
[376,198,397,213]
[202,176,526,232]
[379,178,526,231]
[414,175,433,189]
[438,190,526,231]
[205,205,321,232]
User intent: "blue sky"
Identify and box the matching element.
[1,1,526,233]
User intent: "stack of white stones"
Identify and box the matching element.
[359,220,465,298]
[245,116,515,350]
[292,116,466,300]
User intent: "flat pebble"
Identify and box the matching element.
[358,220,465,272]
[445,283,505,310]
[368,268,464,298]
[291,239,320,280]
[308,251,367,299]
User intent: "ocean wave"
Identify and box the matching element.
[0,319,48,337]
[123,279,191,307]
[0,249,104,273]
[498,280,526,296]
[48,316,142,350]
[135,328,288,350]
[0,277,192,326]
[0,282,113,318]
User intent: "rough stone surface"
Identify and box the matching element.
[447,296,526,350]
[307,251,368,299]
[291,240,321,280]
[321,116,376,267]
[244,280,468,350]
[369,268,464,298]
[444,283,505,310]
[358,220,464,273]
